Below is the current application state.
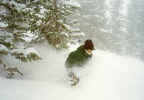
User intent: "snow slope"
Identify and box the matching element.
[0,43,144,100]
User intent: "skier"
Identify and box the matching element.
[65,39,95,86]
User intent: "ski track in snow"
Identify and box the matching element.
[0,43,144,100]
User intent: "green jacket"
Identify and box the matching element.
[65,45,92,68]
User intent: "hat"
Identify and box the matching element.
[84,39,95,50]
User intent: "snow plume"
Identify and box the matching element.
[0,42,144,100]
[22,42,67,82]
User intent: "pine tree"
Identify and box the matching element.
[0,0,41,78]
[25,0,83,48]
[0,0,83,78]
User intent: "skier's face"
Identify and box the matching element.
[85,49,92,55]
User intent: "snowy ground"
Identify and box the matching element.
[0,43,144,100]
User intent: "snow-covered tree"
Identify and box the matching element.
[0,0,41,78]
[0,0,83,78]
[25,0,84,48]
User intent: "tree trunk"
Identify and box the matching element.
[53,0,59,32]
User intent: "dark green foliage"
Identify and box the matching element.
[27,52,41,61]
